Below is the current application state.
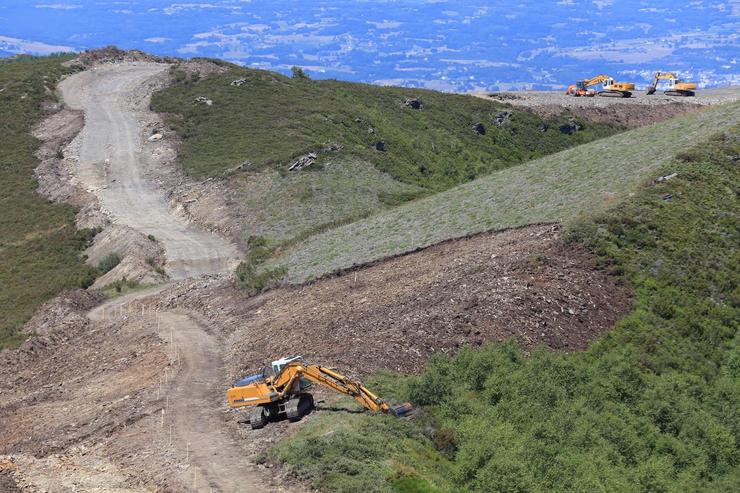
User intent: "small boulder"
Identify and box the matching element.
[230,79,247,87]
[193,96,213,106]
[559,119,582,134]
[472,123,486,135]
[148,133,163,142]
[403,98,423,110]
[375,140,386,152]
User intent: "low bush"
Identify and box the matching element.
[97,253,121,274]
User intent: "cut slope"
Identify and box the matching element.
[272,101,740,283]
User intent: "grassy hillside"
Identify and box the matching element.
[273,128,740,492]
[151,64,619,191]
[0,55,97,347]
[269,101,740,283]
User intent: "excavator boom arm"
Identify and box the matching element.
[272,363,389,413]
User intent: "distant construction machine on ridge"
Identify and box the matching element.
[646,71,697,97]
[565,74,635,98]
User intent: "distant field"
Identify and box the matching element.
[271,101,740,283]
[151,64,621,191]
[0,55,97,347]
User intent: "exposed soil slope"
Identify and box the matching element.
[157,225,632,381]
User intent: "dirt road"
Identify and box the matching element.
[89,292,268,492]
[59,63,239,279]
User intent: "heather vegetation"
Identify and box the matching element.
[151,64,620,191]
[0,55,97,348]
[273,130,740,492]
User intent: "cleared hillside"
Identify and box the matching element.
[271,101,740,283]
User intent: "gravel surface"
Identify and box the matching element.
[59,63,240,279]
[477,86,740,109]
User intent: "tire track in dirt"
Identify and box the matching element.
[89,292,268,492]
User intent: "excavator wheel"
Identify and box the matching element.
[286,393,314,422]
[249,406,268,429]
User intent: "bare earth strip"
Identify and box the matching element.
[59,63,239,279]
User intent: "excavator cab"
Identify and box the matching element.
[271,356,303,377]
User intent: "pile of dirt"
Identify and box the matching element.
[157,224,632,381]
[535,102,695,128]
[476,88,740,129]
[67,47,175,68]
[86,225,168,288]
[21,289,103,337]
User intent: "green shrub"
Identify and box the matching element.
[97,253,121,274]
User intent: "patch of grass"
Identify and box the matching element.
[234,158,423,244]
[235,236,287,294]
[101,277,146,298]
[273,129,740,492]
[151,64,620,191]
[270,101,740,283]
[0,55,98,348]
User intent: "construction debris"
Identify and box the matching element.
[289,153,317,171]
[656,173,678,183]
[493,111,512,126]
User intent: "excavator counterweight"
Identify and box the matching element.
[227,356,413,429]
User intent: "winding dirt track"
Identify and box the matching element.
[89,290,265,492]
[59,63,239,279]
[62,65,270,491]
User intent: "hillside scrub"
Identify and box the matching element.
[271,101,740,283]
[0,55,98,348]
[272,130,740,492]
[151,64,621,190]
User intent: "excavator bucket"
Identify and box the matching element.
[389,402,414,417]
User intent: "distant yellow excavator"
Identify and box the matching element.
[646,71,697,97]
[227,356,413,429]
[565,74,635,98]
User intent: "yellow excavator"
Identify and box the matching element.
[565,74,635,98]
[227,356,413,429]
[646,71,697,97]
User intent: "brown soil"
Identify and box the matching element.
[158,224,632,381]
[0,224,631,490]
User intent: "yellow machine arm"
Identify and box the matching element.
[274,363,390,413]
[583,74,610,87]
